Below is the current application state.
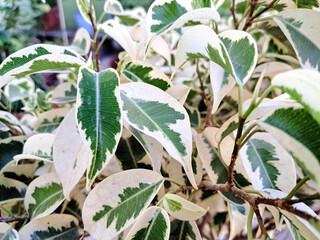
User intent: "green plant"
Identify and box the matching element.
[0,0,320,239]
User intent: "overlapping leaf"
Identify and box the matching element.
[34,108,71,133]
[0,223,19,240]
[25,172,64,219]
[0,44,85,88]
[19,214,83,239]
[125,206,170,240]
[76,66,122,189]
[258,107,320,190]
[274,9,320,71]
[82,169,164,240]
[71,28,91,55]
[169,219,202,240]
[120,82,196,188]
[0,136,24,171]
[0,177,27,204]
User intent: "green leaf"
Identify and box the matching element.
[259,107,320,190]
[76,0,95,25]
[19,214,83,239]
[0,223,19,240]
[163,194,206,221]
[0,44,85,88]
[272,69,320,125]
[0,177,27,204]
[76,66,122,189]
[82,169,163,240]
[274,9,320,71]
[120,82,196,188]
[147,0,220,36]
[295,0,319,9]
[0,136,24,171]
[169,220,201,240]
[122,61,171,91]
[239,132,296,192]
[125,206,170,240]
[25,172,65,219]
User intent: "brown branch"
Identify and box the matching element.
[196,60,209,106]
[205,101,214,128]
[230,0,239,29]
[0,215,29,223]
[88,1,100,72]
[254,206,268,239]
[243,0,277,31]
[198,182,319,222]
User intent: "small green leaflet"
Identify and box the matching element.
[82,169,164,240]
[274,9,320,71]
[169,220,201,240]
[125,206,170,240]
[19,214,83,239]
[76,66,122,189]
[25,172,65,219]
[163,194,206,221]
[122,61,171,91]
[272,69,320,125]
[146,0,220,37]
[0,223,19,240]
[239,132,296,193]
[120,82,197,188]
[76,0,95,25]
[295,0,319,9]
[0,177,27,204]
[0,44,85,88]
[259,107,320,190]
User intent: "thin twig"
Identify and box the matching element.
[230,0,239,29]
[196,60,209,106]
[0,215,29,223]
[254,206,268,239]
[88,0,100,72]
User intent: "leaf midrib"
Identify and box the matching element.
[44,226,79,240]
[144,208,162,240]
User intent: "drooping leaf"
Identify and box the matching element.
[0,176,27,204]
[25,172,65,219]
[120,82,196,188]
[71,28,91,55]
[272,69,320,125]
[47,82,77,105]
[19,214,83,239]
[82,169,164,240]
[169,219,201,240]
[258,107,320,190]
[228,204,248,240]
[53,108,88,199]
[76,0,95,25]
[125,206,170,240]
[14,133,55,162]
[76,66,122,189]
[0,44,85,88]
[239,132,296,192]
[98,20,137,60]
[0,136,24,171]
[0,223,19,240]
[146,0,220,37]
[163,194,206,221]
[274,9,320,71]
[121,61,171,91]
[34,108,71,133]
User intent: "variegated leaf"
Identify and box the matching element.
[127,125,163,173]
[261,189,320,240]
[71,28,91,55]
[252,61,293,79]
[76,66,122,189]
[0,177,27,204]
[1,162,36,185]
[0,223,19,240]
[98,20,137,60]
[166,85,191,105]
[104,0,123,14]
[4,77,35,103]
[53,108,88,199]
[125,206,170,240]
[47,82,77,104]
[14,133,55,162]
[0,44,85,88]
[258,107,320,190]
[76,0,95,25]
[19,214,83,239]
[146,0,220,37]
[170,220,202,240]
[272,69,320,125]
[163,194,206,221]
[0,111,20,126]
[175,26,258,85]
[0,136,24,171]
[239,132,296,193]
[274,9,320,71]
[121,61,171,91]
[25,172,64,219]
[196,128,248,205]
[82,169,164,240]
[294,0,320,9]
[115,127,153,171]
[120,82,196,188]
[0,121,9,132]
[34,108,71,133]
[228,204,248,240]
